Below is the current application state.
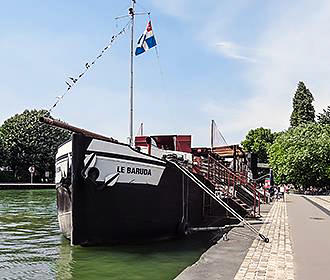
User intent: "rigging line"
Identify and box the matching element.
[147,13,164,84]
[213,121,228,146]
[114,5,130,28]
[218,130,228,145]
[118,3,132,16]
[47,21,131,114]
[135,1,149,13]
[154,46,164,81]
[215,130,227,146]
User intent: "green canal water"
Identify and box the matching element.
[0,189,215,280]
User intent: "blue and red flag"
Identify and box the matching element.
[135,21,157,56]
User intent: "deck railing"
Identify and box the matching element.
[192,153,266,217]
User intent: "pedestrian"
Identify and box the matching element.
[274,187,279,200]
[269,186,275,201]
[280,185,285,201]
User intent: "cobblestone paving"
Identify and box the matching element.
[309,195,330,211]
[234,200,294,280]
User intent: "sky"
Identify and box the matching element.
[0,0,329,147]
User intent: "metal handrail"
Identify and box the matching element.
[170,160,269,243]
[209,154,256,193]
[207,153,261,216]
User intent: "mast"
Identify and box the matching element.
[211,120,214,150]
[129,0,136,146]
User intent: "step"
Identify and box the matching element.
[231,198,252,210]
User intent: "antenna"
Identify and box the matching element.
[136,122,144,136]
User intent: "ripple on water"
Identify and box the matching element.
[0,190,61,279]
[0,189,214,280]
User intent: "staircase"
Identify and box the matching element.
[169,159,269,243]
[192,152,265,217]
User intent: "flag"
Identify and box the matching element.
[135,21,157,56]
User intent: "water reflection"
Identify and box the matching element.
[56,232,216,280]
[56,238,73,280]
[0,190,216,280]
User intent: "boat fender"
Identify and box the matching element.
[176,220,189,237]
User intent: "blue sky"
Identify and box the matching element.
[1,0,329,146]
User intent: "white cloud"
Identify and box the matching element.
[216,41,257,63]
[3,0,330,148]
[246,0,330,123]
[200,0,330,143]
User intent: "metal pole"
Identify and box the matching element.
[129,0,136,146]
[210,120,214,149]
[31,173,33,184]
[253,183,256,217]
[40,117,116,142]
[258,192,261,216]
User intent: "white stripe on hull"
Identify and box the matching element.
[55,139,166,187]
[86,139,165,186]
[87,139,164,163]
[90,156,165,186]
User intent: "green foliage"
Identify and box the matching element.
[0,109,71,182]
[290,81,315,127]
[0,136,4,163]
[268,123,330,188]
[0,171,15,182]
[241,127,275,163]
[317,106,330,125]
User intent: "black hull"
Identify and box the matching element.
[56,134,226,245]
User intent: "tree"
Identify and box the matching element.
[0,109,71,182]
[0,136,4,163]
[241,127,275,163]
[317,106,330,125]
[268,123,330,188]
[290,81,315,127]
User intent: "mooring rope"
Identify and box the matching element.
[47,21,131,114]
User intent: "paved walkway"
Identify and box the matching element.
[234,200,294,280]
[175,204,273,280]
[176,194,330,280]
[305,195,330,212]
[234,194,330,280]
[287,194,330,280]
